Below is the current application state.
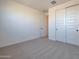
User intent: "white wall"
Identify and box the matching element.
[48,8,56,40]
[0,0,46,48]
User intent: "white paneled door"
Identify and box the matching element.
[55,9,65,42]
[66,5,79,45]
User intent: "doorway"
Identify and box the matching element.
[45,15,48,37]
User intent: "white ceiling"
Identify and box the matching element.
[13,0,70,12]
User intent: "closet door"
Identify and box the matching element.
[55,9,65,42]
[66,5,79,45]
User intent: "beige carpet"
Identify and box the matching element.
[0,37,79,59]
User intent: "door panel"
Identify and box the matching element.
[56,9,65,42]
[66,5,79,45]
[40,15,45,37]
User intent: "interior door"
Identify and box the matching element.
[55,9,65,42]
[40,15,45,37]
[66,5,79,45]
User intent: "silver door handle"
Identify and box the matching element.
[40,28,43,30]
[56,28,58,31]
[76,29,79,32]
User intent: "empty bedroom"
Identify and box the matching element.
[0,0,79,59]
